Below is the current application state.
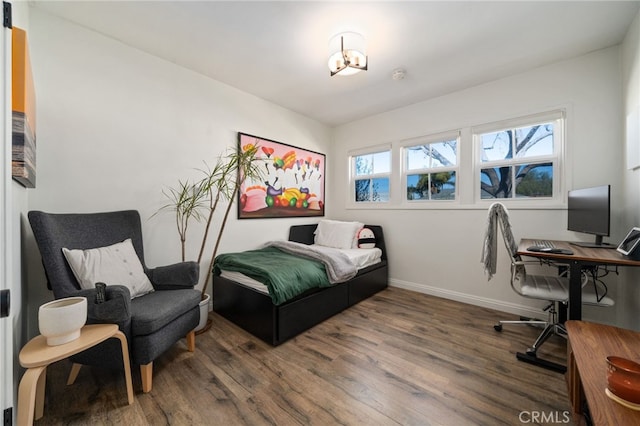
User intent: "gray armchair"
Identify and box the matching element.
[28,210,201,393]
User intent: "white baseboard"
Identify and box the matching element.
[389,278,544,319]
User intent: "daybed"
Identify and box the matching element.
[213,223,388,345]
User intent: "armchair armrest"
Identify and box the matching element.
[146,261,199,290]
[74,285,131,326]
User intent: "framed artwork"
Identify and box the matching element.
[238,132,325,219]
[12,27,36,188]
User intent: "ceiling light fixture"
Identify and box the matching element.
[328,32,368,77]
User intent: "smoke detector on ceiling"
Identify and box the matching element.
[392,68,406,81]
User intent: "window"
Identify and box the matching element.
[352,149,391,203]
[347,110,564,209]
[476,111,563,201]
[403,135,458,201]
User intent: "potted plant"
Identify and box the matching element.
[156,144,263,332]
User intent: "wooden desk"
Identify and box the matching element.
[518,239,640,320]
[18,324,133,425]
[566,321,640,425]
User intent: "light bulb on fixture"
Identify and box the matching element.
[328,32,368,77]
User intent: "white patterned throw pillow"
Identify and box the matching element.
[62,238,154,299]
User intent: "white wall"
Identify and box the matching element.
[331,47,625,325]
[23,8,332,337]
[621,9,640,330]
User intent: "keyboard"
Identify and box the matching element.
[526,243,574,255]
[532,240,555,249]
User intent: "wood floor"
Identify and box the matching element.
[32,287,573,425]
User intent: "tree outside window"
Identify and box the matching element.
[404,138,458,201]
[479,122,557,199]
[353,150,390,202]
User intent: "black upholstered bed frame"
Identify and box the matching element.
[213,224,388,345]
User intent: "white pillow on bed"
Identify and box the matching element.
[314,219,364,250]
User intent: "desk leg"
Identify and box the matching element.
[558,302,567,324]
[569,261,583,320]
[17,366,46,425]
[114,331,134,404]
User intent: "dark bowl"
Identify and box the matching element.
[607,356,640,404]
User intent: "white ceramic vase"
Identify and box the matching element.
[38,297,87,346]
[194,293,210,332]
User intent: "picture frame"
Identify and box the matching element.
[238,132,325,219]
[12,27,36,188]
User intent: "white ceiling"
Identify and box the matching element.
[32,1,640,127]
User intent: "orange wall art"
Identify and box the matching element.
[12,27,36,188]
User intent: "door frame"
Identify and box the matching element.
[1,1,14,418]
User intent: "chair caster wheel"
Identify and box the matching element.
[494,324,503,332]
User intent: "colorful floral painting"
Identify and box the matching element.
[238,133,325,219]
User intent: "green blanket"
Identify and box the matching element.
[214,246,332,305]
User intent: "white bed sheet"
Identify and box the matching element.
[331,246,382,270]
[219,246,382,294]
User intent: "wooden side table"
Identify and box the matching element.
[18,324,134,425]
[566,320,640,425]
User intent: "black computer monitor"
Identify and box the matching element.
[567,185,613,248]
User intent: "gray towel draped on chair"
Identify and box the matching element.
[481,202,517,280]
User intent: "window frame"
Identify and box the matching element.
[473,110,565,205]
[348,144,392,205]
[400,131,460,204]
[345,109,567,210]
